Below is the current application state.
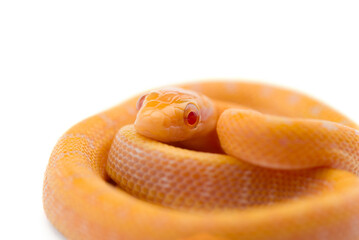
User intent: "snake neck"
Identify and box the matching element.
[172,100,249,153]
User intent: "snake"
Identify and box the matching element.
[43,81,359,240]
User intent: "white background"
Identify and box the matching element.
[1,1,358,239]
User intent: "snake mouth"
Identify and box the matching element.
[134,113,187,142]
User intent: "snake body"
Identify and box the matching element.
[43,81,359,240]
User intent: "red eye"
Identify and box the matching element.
[184,103,199,127]
[136,94,148,110]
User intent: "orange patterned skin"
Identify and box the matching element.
[43,81,359,240]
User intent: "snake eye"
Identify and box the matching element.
[184,103,199,128]
[136,94,148,110]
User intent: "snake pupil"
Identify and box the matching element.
[187,111,198,125]
[184,103,199,127]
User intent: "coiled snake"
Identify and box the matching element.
[43,81,359,240]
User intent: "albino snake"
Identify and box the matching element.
[43,81,359,240]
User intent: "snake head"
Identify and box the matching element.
[134,87,216,142]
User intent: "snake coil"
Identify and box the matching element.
[43,81,359,240]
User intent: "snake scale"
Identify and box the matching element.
[43,81,359,240]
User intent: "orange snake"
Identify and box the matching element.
[43,81,359,240]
